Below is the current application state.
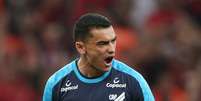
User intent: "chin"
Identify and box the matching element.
[101,66,111,72]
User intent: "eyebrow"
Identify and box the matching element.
[96,36,117,45]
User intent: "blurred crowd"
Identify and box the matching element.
[0,0,200,101]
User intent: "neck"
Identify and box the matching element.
[77,57,104,78]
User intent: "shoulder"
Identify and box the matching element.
[112,59,143,79]
[112,59,155,101]
[46,61,75,86]
[43,60,75,101]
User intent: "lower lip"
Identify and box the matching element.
[104,60,112,67]
[103,63,112,71]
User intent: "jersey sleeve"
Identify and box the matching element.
[112,60,155,101]
[43,74,56,101]
[43,63,74,101]
[130,71,155,101]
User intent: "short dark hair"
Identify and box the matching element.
[73,13,112,42]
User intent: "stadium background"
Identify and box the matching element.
[0,0,200,101]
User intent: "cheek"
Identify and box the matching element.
[88,47,105,55]
[96,47,107,54]
[86,50,103,62]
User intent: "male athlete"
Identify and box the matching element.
[43,13,155,101]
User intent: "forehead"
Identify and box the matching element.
[88,26,116,42]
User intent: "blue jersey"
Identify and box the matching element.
[43,59,155,101]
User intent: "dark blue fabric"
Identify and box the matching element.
[43,59,155,101]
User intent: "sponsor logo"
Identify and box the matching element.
[109,92,125,101]
[65,80,71,86]
[106,77,126,88]
[113,77,120,84]
[61,80,78,92]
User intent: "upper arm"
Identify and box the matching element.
[129,78,144,101]
[131,73,155,101]
[43,76,55,101]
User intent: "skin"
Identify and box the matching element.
[75,26,117,78]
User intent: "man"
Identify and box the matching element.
[43,13,155,101]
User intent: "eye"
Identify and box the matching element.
[111,39,116,44]
[111,37,116,44]
[97,41,109,46]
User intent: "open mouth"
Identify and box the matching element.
[104,56,113,64]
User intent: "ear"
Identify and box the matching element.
[75,41,86,55]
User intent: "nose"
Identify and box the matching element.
[107,42,115,55]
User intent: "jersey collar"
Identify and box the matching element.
[73,59,112,83]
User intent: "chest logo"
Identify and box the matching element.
[113,77,120,84]
[109,92,125,101]
[106,77,126,88]
[61,80,78,92]
[65,80,72,86]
